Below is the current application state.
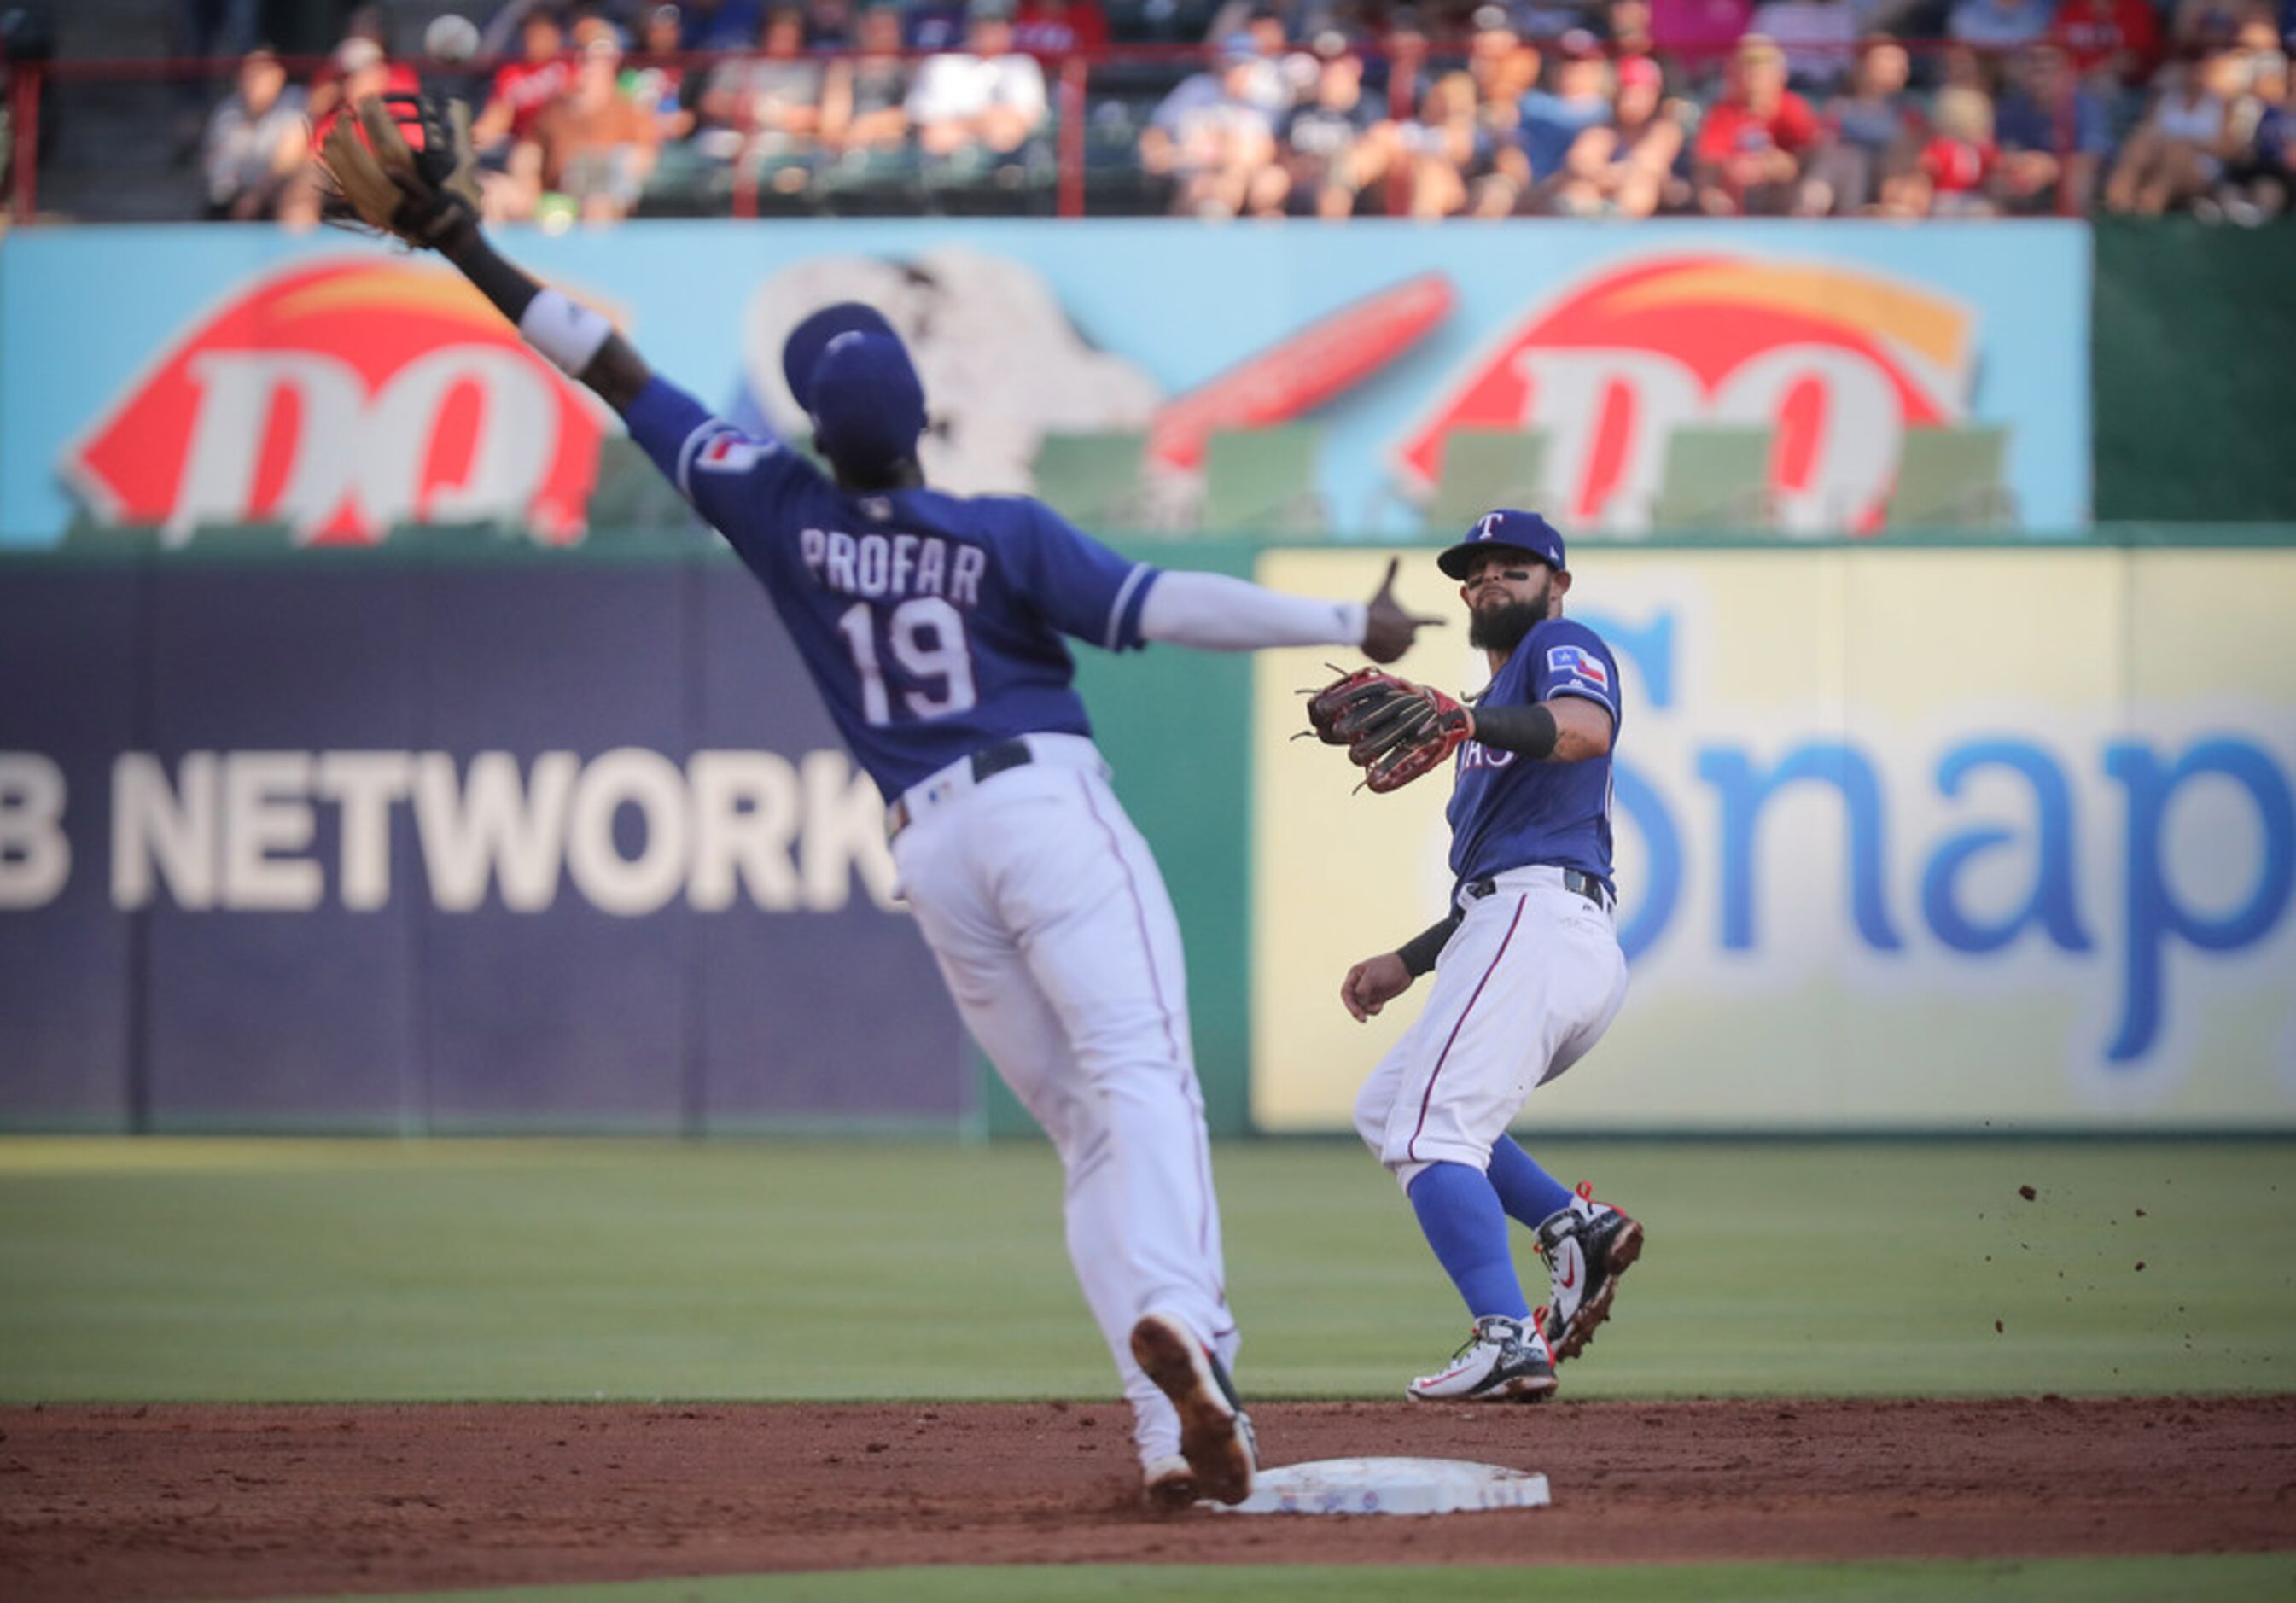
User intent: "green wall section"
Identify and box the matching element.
[2091,220,2296,522]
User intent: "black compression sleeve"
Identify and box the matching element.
[1469,702,1559,760]
[439,225,541,326]
[437,225,652,414]
[1397,912,1461,978]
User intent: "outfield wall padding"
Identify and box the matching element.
[5,532,2290,1137]
[0,551,969,1134]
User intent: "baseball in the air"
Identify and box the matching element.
[424,14,481,62]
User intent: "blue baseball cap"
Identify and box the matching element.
[806,333,928,475]
[781,301,900,411]
[1436,508,1567,580]
[780,303,926,474]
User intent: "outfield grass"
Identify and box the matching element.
[321,1556,2296,1602]
[1,1137,2291,1402]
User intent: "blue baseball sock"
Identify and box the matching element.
[1487,1136,1575,1230]
[1407,1162,1530,1320]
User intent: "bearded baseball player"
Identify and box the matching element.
[1308,510,1642,1402]
[315,96,1440,1507]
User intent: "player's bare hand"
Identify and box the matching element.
[1361,557,1444,665]
[1342,952,1416,1022]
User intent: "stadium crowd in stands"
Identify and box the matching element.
[173,0,2295,223]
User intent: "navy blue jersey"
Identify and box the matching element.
[1446,617,1622,895]
[624,377,1159,798]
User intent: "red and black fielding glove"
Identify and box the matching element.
[1304,667,1476,794]
[315,93,482,251]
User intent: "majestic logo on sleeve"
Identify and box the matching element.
[60,259,609,543]
[1394,255,1979,534]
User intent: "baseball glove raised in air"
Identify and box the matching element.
[314,93,482,250]
[1303,665,1476,794]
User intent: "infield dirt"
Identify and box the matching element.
[3,1396,2293,1600]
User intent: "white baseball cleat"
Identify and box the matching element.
[1407,1313,1558,1402]
[1141,1453,1198,1510]
[1536,1181,1646,1362]
[1128,1311,1256,1506]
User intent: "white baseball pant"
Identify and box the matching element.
[1355,865,1629,1189]
[889,733,1236,1469]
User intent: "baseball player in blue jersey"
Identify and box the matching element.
[315,96,1441,1507]
[1313,510,1642,1403]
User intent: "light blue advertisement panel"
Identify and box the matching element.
[0,219,2089,546]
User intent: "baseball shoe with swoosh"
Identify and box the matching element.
[1129,1312,1256,1506]
[1536,1181,1645,1361]
[1407,1313,1557,1402]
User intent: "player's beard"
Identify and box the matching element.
[1467,580,1551,654]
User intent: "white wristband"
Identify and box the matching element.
[517,289,613,378]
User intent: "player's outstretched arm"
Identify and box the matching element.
[313,93,654,415]
[440,226,656,414]
[1361,557,1445,664]
[1137,557,1443,661]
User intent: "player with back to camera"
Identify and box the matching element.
[1307,510,1643,1402]
[312,97,1442,1508]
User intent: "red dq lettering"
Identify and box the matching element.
[62,259,607,543]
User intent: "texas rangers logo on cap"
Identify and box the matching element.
[1436,508,1567,580]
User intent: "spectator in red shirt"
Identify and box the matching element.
[1012,0,1111,55]
[473,9,575,155]
[1693,33,1821,211]
[307,34,425,148]
[2048,0,2164,85]
[1912,83,1999,213]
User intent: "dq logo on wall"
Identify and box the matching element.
[1395,255,1977,534]
[59,259,609,543]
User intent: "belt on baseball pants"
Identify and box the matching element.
[1462,867,1611,912]
[884,737,1040,841]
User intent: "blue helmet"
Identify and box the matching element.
[1436,508,1567,580]
[780,302,927,475]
